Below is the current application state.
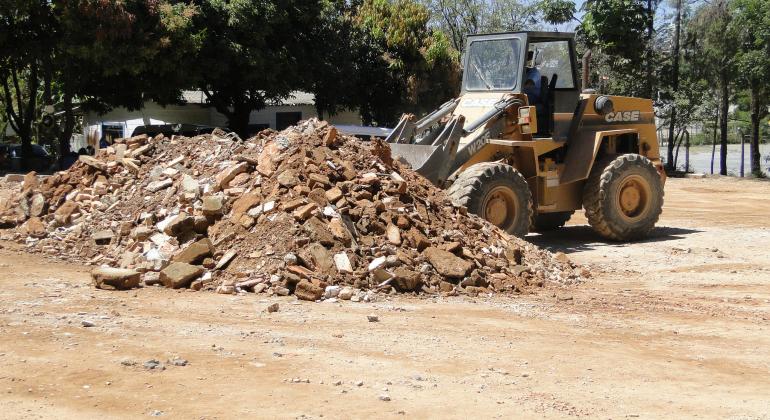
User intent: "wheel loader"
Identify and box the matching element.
[347,31,665,241]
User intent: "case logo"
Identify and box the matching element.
[605,110,640,122]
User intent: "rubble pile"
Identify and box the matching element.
[0,119,580,300]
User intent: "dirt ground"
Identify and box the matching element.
[1,176,769,419]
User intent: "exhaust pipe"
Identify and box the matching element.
[582,49,592,92]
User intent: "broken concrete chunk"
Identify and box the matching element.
[214,250,237,270]
[385,223,401,245]
[146,179,173,193]
[423,247,473,278]
[334,252,353,273]
[172,238,214,264]
[92,229,114,245]
[215,161,248,190]
[160,262,204,288]
[92,267,141,290]
[201,196,224,216]
[295,280,324,301]
[293,203,318,221]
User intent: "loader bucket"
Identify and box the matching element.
[389,143,448,186]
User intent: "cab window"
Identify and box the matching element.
[528,41,575,89]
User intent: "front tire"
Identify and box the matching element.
[583,154,664,241]
[447,163,533,237]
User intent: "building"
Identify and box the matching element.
[77,91,361,150]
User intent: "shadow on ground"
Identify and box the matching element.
[527,225,701,254]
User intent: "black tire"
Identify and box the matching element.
[447,162,533,237]
[532,211,574,231]
[583,154,664,241]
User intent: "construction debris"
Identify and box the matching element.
[0,119,580,299]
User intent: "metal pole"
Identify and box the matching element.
[738,127,743,178]
[684,129,690,173]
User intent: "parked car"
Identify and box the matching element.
[130,124,232,138]
[0,143,54,173]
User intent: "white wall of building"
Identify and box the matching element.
[83,100,361,146]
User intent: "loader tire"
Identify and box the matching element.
[447,162,533,237]
[583,154,663,241]
[532,211,574,231]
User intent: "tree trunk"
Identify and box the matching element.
[749,84,762,177]
[58,91,76,170]
[227,104,252,139]
[665,0,682,172]
[710,107,718,175]
[719,76,729,176]
[644,0,654,99]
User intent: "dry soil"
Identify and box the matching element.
[1,176,769,419]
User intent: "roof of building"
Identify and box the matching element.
[181,90,315,107]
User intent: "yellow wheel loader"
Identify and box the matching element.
[349,31,666,241]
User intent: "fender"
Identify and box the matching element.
[559,128,639,184]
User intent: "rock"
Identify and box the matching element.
[295,280,324,301]
[162,213,194,237]
[28,193,46,217]
[146,179,173,192]
[293,203,318,221]
[325,187,343,203]
[92,230,114,245]
[423,247,473,278]
[379,394,391,402]
[385,223,401,245]
[54,201,79,225]
[170,358,188,366]
[143,271,161,286]
[393,267,422,291]
[215,162,248,190]
[22,171,39,192]
[201,196,224,216]
[328,218,353,245]
[306,243,335,275]
[367,314,379,322]
[302,217,334,245]
[276,169,299,187]
[160,262,204,288]
[143,359,163,370]
[23,217,47,238]
[554,252,570,264]
[230,192,260,218]
[438,281,455,293]
[214,250,237,270]
[308,173,330,188]
[334,252,353,273]
[324,127,338,146]
[338,286,354,300]
[79,155,106,171]
[91,267,141,290]
[267,303,280,313]
[368,256,387,272]
[181,175,199,196]
[81,320,95,327]
[172,239,213,264]
[131,226,153,241]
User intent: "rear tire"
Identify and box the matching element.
[583,154,663,241]
[447,163,533,237]
[532,211,574,231]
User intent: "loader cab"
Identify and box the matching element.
[462,31,580,140]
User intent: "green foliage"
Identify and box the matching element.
[580,0,649,60]
[181,0,326,135]
[539,0,576,25]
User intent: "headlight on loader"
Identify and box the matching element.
[518,106,537,134]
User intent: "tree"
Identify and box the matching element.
[689,0,735,176]
[730,0,770,177]
[0,0,55,171]
[51,0,199,168]
[352,0,460,125]
[427,0,541,52]
[186,0,325,137]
